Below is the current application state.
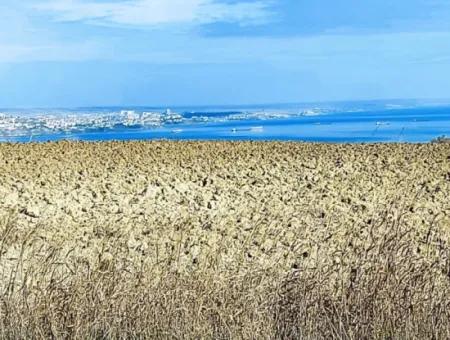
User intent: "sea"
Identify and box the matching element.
[1,99,449,143]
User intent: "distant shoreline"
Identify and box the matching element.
[1,101,450,143]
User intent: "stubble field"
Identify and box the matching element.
[0,141,449,339]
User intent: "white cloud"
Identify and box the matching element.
[35,0,272,27]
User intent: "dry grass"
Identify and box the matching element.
[1,203,450,339]
[0,141,450,339]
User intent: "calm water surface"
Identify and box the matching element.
[1,100,449,143]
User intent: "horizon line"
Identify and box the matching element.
[2,97,450,111]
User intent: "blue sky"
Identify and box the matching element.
[1,0,450,107]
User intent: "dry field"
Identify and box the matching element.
[0,141,450,339]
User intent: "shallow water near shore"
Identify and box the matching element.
[1,100,449,143]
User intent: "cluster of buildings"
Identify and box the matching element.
[121,109,183,126]
[0,110,184,137]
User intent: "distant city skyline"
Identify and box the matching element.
[1,1,450,107]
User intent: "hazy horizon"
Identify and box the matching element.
[2,98,450,111]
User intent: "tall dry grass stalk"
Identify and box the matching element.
[1,201,449,339]
[1,141,449,338]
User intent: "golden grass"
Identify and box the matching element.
[0,141,450,339]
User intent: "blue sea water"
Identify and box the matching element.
[0,99,449,143]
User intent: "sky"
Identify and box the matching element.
[1,0,450,107]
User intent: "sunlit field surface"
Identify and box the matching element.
[1,141,450,339]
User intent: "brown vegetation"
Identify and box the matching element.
[0,141,449,339]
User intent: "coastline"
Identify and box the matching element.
[2,102,450,143]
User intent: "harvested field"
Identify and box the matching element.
[0,141,450,339]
